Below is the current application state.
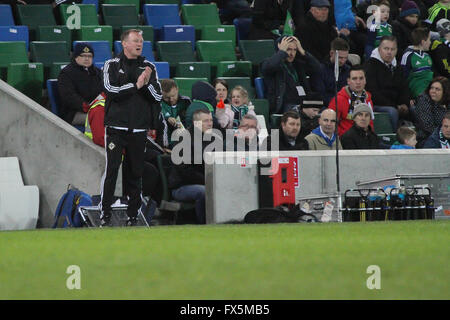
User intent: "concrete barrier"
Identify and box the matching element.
[205,150,450,224]
[0,80,122,228]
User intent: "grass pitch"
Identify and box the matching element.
[1,220,449,300]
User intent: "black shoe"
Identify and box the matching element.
[125,217,138,227]
[100,213,112,228]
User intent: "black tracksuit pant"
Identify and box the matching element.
[101,127,147,218]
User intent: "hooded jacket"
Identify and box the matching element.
[184,81,218,128]
[305,126,342,150]
[364,47,411,107]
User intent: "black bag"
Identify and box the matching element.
[244,205,318,224]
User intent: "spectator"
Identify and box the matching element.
[392,0,422,62]
[430,18,450,78]
[169,109,218,224]
[160,79,191,144]
[184,81,218,129]
[248,0,293,40]
[423,110,450,148]
[365,35,411,131]
[298,93,323,139]
[295,0,338,62]
[316,37,351,106]
[427,0,450,31]
[389,0,427,21]
[401,27,433,99]
[390,126,417,149]
[84,93,106,147]
[413,76,450,146]
[216,85,257,129]
[273,110,309,150]
[328,65,374,136]
[213,78,229,105]
[261,35,321,113]
[341,102,381,149]
[57,42,103,126]
[206,0,251,24]
[305,108,343,150]
[365,0,393,60]
[100,29,162,227]
[233,113,261,151]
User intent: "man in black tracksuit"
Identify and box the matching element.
[100,29,162,227]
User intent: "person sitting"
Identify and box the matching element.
[261,35,321,114]
[328,64,374,136]
[213,78,230,105]
[401,27,433,99]
[341,102,381,149]
[305,108,342,150]
[423,110,450,148]
[316,37,351,106]
[57,42,103,126]
[184,81,219,130]
[390,126,417,149]
[365,0,393,60]
[413,76,450,147]
[427,0,450,31]
[248,0,293,40]
[298,93,323,139]
[365,35,411,131]
[392,0,422,62]
[160,79,191,144]
[232,113,261,151]
[430,18,450,78]
[276,110,309,150]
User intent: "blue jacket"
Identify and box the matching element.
[390,142,414,149]
[316,60,351,106]
[423,127,448,149]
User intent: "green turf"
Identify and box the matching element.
[1,220,449,300]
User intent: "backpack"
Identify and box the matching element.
[244,205,318,224]
[53,185,93,228]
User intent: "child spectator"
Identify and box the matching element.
[391,126,417,149]
[216,86,256,129]
[401,27,433,99]
[392,0,421,61]
[365,0,393,59]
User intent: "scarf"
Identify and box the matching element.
[312,126,337,147]
[439,130,450,149]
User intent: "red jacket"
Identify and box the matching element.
[328,86,374,136]
[88,104,105,148]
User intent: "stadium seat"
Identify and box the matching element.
[101,4,139,39]
[156,153,196,225]
[94,61,105,69]
[145,0,179,4]
[154,61,170,79]
[201,25,236,48]
[143,4,181,40]
[82,0,99,12]
[196,40,236,66]
[252,98,269,127]
[181,4,220,38]
[0,26,29,51]
[37,26,72,53]
[16,5,56,41]
[121,25,154,43]
[156,41,195,67]
[46,79,61,116]
[161,25,195,51]
[7,62,44,103]
[103,0,140,15]
[73,41,112,64]
[60,4,98,26]
[75,25,113,49]
[217,76,255,99]
[173,77,207,98]
[114,40,155,61]
[49,62,70,80]
[233,17,252,43]
[239,39,276,68]
[0,41,28,80]
[30,41,70,81]
[216,61,252,78]
[176,62,211,81]
[373,112,394,134]
[378,133,397,146]
[0,5,15,26]
[254,77,266,99]
[270,114,282,129]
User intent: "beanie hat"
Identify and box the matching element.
[300,92,324,109]
[437,18,450,37]
[73,43,94,58]
[352,102,374,120]
[399,0,420,18]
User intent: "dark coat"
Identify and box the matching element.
[57,61,103,123]
[248,0,293,40]
[316,59,351,106]
[364,56,410,107]
[261,49,321,113]
[391,17,418,62]
[264,125,309,151]
[341,124,380,150]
